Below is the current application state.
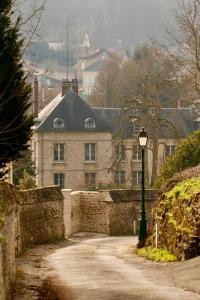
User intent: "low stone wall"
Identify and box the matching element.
[69,189,157,236]
[110,190,157,235]
[71,191,113,234]
[0,183,17,300]
[17,186,64,253]
[80,192,112,234]
[0,183,65,299]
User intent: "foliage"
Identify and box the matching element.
[89,55,122,107]
[136,247,177,262]
[26,41,75,66]
[86,182,127,191]
[13,149,35,187]
[18,169,36,190]
[170,0,200,103]
[148,176,200,260]
[0,0,33,178]
[156,130,200,188]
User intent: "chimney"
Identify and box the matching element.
[71,78,78,95]
[61,78,78,97]
[33,76,39,117]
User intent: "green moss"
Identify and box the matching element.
[161,177,200,234]
[136,247,177,262]
[165,177,200,202]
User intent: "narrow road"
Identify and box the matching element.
[46,236,200,300]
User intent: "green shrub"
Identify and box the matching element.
[136,247,177,262]
[156,129,200,188]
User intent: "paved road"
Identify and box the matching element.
[47,236,200,300]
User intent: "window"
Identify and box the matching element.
[53,118,64,128]
[54,173,65,189]
[85,118,96,128]
[85,143,96,161]
[54,144,65,161]
[166,145,176,156]
[132,171,142,186]
[115,144,126,161]
[85,173,96,186]
[114,170,126,185]
[132,146,141,160]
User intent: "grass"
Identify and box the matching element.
[135,247,177,262]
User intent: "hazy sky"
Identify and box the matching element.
[22,0,179,47]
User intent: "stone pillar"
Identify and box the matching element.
[62,189,72,237]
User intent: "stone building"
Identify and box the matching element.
[32,79,197,190]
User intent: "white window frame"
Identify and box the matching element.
[85,118,96,128]
[53,118,64,128]
[54,173,65,189]
[54,143,65,162]
[166,145,176,156]
[132,170,142,186]
[114,170,125,185]
[85,143,96,161]
[132,146,141,160]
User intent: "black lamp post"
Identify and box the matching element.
[137,127,148,248]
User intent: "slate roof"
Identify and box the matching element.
[78,48,113,60]
[36,90,112,132]
[159,108,195,138]
[36,90,197,138]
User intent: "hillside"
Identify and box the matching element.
[20,0,177,47]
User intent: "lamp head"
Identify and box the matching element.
[138,127,148,147]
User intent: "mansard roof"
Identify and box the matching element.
[36,90,112,132]
[35,90,197,138]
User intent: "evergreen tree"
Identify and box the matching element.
[0,1,33,178]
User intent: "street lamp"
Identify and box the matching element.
[137,127,148,248]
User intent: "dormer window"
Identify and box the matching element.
[85,118,96,128]
[54,118,64,128]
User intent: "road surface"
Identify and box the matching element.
[46,235,200,300]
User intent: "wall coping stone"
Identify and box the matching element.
[19,186,64,205]
[62,189,73,192]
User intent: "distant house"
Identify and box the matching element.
[74,32,128,97]
[31,79,198,190]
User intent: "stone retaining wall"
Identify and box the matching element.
[0,183,65,299]
[17,186,64,253]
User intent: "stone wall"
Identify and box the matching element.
[69,189,157,236]
[17,186,64,253]
[0,183,65,299]
[110,190,157,235]
[0,183,17,300]
[80,192,112,234]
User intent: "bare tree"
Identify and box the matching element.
[166,0,200,111]
[89,55,122,108]
[116,46,180,186]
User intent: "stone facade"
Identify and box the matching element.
[32,128,178,191]
[32,131,113,190]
